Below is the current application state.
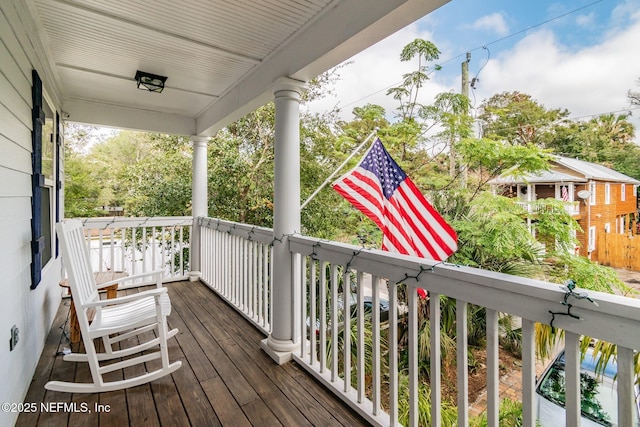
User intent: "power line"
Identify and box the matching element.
[438,0,606,68]
[336,0,607,111]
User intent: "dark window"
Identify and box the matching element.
[31,70,57,289]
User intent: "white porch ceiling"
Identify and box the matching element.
[30,0,449,136]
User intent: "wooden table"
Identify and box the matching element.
[59,271,128,343]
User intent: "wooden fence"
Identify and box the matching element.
[596,231,640,271]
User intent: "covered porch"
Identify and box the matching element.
[5,0,640,426]
[24,216,640,426]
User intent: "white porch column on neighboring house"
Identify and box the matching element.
[262,77,307,364]
[189,135,209,281]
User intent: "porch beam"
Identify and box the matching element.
[63,98,196,135]
[262,77,307,364]
[189,135,208,281]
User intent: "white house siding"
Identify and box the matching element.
[0,2,63,425]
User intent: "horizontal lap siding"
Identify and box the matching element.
[0,2,63,427]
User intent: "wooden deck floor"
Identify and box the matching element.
[18,280,369,427]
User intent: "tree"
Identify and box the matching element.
[386,39,442,159]
[547,113,640,179]
[478,91,569,146]
[121,133,193,217]
[63,124,113,217]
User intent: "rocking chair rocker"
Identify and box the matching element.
[46,219,181,393]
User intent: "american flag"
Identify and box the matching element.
[561,185,569,202]
[332,138,458,261]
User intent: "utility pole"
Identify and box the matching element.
[459,52,471,187]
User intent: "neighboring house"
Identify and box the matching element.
[490,156,640,259]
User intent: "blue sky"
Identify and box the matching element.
[307,0,640,140]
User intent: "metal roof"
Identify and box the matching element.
[26,0,449,135]
[490,155,640,185]
[555,156,640,184]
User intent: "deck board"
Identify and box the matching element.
[18,280,369,427]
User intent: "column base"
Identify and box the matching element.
[261,336,296,365]
[188,271,202,282]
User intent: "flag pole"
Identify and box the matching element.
[300,128,378,210]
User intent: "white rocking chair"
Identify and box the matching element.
[46,219,181,393]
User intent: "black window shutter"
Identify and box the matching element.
[31,70,45,289]
[55,111,61,258]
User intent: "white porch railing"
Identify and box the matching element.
[198,217,274,334]
[77,216,193,283]
[517,200,581,216]
[288,234,640,427]
[86,215,640,427]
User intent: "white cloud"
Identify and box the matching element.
[469,12,510,36]
[472,15,640,140]
[575,12,595,27]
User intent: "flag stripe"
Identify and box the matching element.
[333,171,385,228]
[399,180,457,251]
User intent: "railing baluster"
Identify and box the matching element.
[161,226,166,275]
[264,242,269,327]
[330,264,339,382]
[372,275,381,415]
[430,291,441,427]
[239,235,243,306]
[617,346,635,427]
[409,285,418,427]
[241,237,246,309]
[109,228,115,272]
[310,259,317,366]
[170,226,175,279]
[141,226,147,274]
[258,242,263,325]
[98,228,104,272]
[389,280,398,426]
[300,255,307,357]
[343,266,351,393]
[357,271,365,404]
[151,226,157,273]
[521,319,536,427]
[224,232,230,298]
[457,299,468,425]
[248,241,258,318]
[320,261,327,374]
[235,235,240,305]
[131,227,137,275]
[486,309,499,427]
[565,332,581,427]
[179,226,184,276]
[120,227,126,272]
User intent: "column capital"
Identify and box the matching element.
[272,77,307,96]
[190,135,209,146]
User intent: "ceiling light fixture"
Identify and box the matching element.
[134,70,167,93]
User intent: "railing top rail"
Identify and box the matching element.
[198,217,273,244]
[76,216,194,229]
[289,234,640,350]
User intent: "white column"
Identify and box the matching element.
[262,78,306,364]
[189,135,208,281]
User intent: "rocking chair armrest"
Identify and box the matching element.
[84,287,168,308]
[96,270,164,290]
